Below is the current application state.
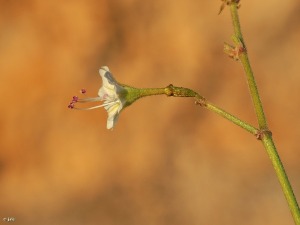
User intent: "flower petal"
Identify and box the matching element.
[97,66,127,129]
[98,85,116,100]
[107,112,120,129]
[98,66,122,100]
[105,101,121,129]
[99,66,118,87]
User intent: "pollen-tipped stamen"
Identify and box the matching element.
[70,99,119,111]
[76,97,102,103]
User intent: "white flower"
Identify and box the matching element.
[98,66,127,129]
[68,66,128,129]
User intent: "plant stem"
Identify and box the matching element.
[262,134,300,224]
[205,100,257,135]
[135,84,258,135]
[229,3,300,224]
[137,87,166,97]
[230,3,267,129]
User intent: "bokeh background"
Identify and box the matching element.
[0,0,300,224]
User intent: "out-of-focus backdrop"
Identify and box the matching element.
[0,0,300,224]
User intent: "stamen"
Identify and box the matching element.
[68,94,117,110]
[73,105,105,110]
[72,100,119,110]
[80,88,86,94]
[77,97,102,103]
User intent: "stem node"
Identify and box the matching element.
[255,129,272,140]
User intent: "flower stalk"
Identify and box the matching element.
[139,84,257,135]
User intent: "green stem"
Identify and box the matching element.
[205,101,257,135]
[229,3,300,224]
[230,3,267,129]
[137,87,166,97]
[262,134,300,224]
[135,84,258,135]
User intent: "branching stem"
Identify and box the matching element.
[139,84,258,135]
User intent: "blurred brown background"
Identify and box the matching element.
[0,0,300,224]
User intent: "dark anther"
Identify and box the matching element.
[68,102,75,109]
[72,96,79,102]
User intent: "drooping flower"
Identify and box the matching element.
[68,66,132,129]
